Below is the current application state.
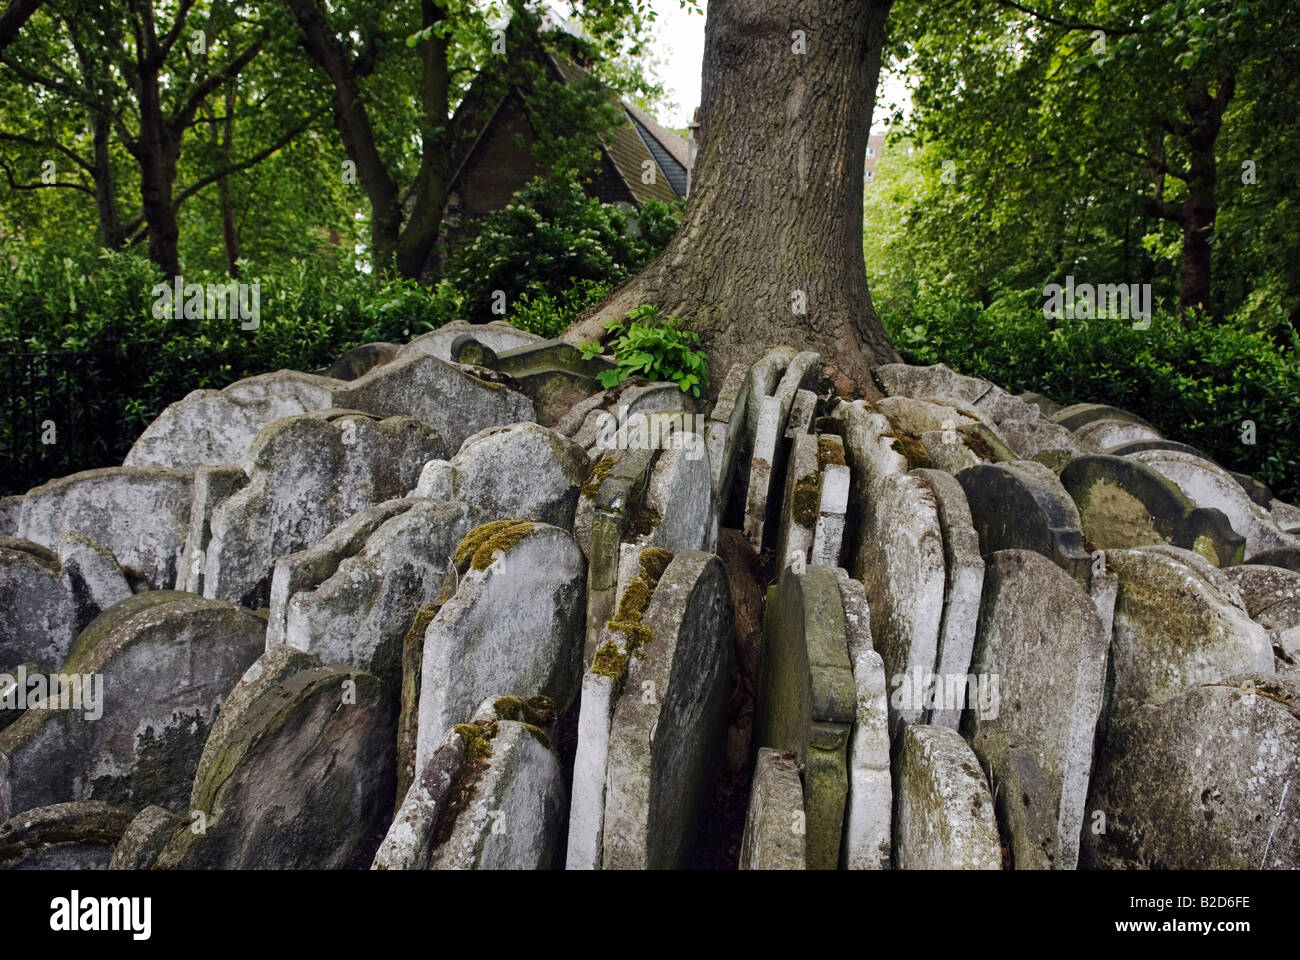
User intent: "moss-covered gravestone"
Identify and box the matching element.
[754,565,854,870]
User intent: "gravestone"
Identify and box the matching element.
[894,724,1000,870]
[739,748,806,870]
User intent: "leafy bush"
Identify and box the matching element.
[446,176,679,323]
[508,278,612,340]
[0,249,462,494]
[883,289,1300,503]
[579,304,709,397]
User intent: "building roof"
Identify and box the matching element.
[447,37,689,209]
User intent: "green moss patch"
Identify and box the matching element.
[453,519,519,568]
[581,452,619,499]
[590,639,631,680]
[816,436,846,467]
[885,431,933,469]
[627,506,661,540]
[792,472,823,527]
[470,521,536,570]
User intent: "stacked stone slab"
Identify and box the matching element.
[1125,448,1299,561]
[1060,454,1245,566]
[327,353,534,452]
[1105,546,1273,719]
[739,748,806,869]
[399,320,545,363]
[1220,564,1300,672]
[966,550,1108,869]
[754,565,854,870]
[154,646,396,869]
[280,499,476,691]
[1086,674,1300,869]
[568,551,731,869]
[704,362,751,523]
[12,466,193,589]
[413,522,585,770]
[201,412,445,607]
[0,800,135,870]
[743,349,819,549]
[894,723,1000,869]
[1,532,132,672]
[466,339,614,427]
[411,421,590,530]
[776,433,850,571]
[835,570,892,869]
[0,592,265,819]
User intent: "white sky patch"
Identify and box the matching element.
[643,0,907,133]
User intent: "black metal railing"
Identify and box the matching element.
[1,349,120,497]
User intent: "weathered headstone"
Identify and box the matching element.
[0,591,265,819]
[124,388,309,470]
[155,647,395,869]
[602,551,733,869]
[739,748,806,870]
[705,361,751,522]
[1061,454,1246,566]
[399,320,545,362]
[1072,417,1162,453]
[911,469,985,728]
[329,353,534,452]
[0,800,134,870]
[17,466,193,590]
[415,522,585,767]
[1086,674,1300,869]
[754,565,854,870]
[894,723,1000,870]
[203,412,444,607]
[967,549,1108,869]
[1106,546,1273,718]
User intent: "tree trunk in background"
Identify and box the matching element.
[564,0,899,398]
[218,85,241,277]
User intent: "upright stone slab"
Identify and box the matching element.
[427,717,567,870]
[584,447,654,662]
[399,320,544,362]
[754,565,854,870]
[958,460,1092,584]
[705,361,751,521]
[836,571,891,870]
[1,533,131,672]
[266,498,416,647]
[430,422,589,529]
[17,466,193,590]
[856,472,945,731]
[894,724,1000,870]
[481,340,612,427]
[776,432,820,569]
[284,500,475,691]
[1220,565,1300,672]
[176,464,248,593]
[873,362,992,406]
[221,368,341,408]
[1072,417,1161,453]
[968,550,1108,869]
[1061,454,1245,566]
[155,647,395,869]
[0,800,134,870]
[637,439,715,555]
[1106,546,1274,718]
[415,523,585,767]
[329,353,534,451]
[911,469,984,728]
[124,388,310,470]
[1086,674,1300,869]
[321,341,400,381]
[739,748,806,870]
[1051,402,1156,433]
[602,552,732,869]
[204,412,445,607]
[1128,448,1298,559]
[0,592,265,819]
[812,436,850,568]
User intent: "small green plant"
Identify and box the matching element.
[578,304,709,397]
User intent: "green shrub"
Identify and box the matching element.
[446,176,679,323]
[508,279,612,340]
[883,289,1300,503]
[579,304,709,397]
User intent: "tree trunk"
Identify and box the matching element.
[218,85,241,277]
[563,0,899,398]
[135,64,182,277]
[1177,78,1233,313]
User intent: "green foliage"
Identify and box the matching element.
[883,290,1300,503]
[579,304,708,397]
[446,176,679,322]
[0,248,461,493]
[508,279,612,339]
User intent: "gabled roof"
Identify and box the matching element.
[446,34,688,209]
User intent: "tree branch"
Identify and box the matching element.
[993,0,1142,36]
[169,37,264,136]
[0,131,93,173]
[171,108,323,209]
[0,0,42,53]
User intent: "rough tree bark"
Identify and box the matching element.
[563,0,900,398]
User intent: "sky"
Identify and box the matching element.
[642,0,907,133]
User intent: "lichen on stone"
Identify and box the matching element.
[469,520,536,570]
[628,506,661,540]
[590,639,630,680]
[581,451,618,499]
[885,431,934,469]
[492,694,556,727]
[816,436,846,468]
[453,519,519,568]
[792,472,823,527]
